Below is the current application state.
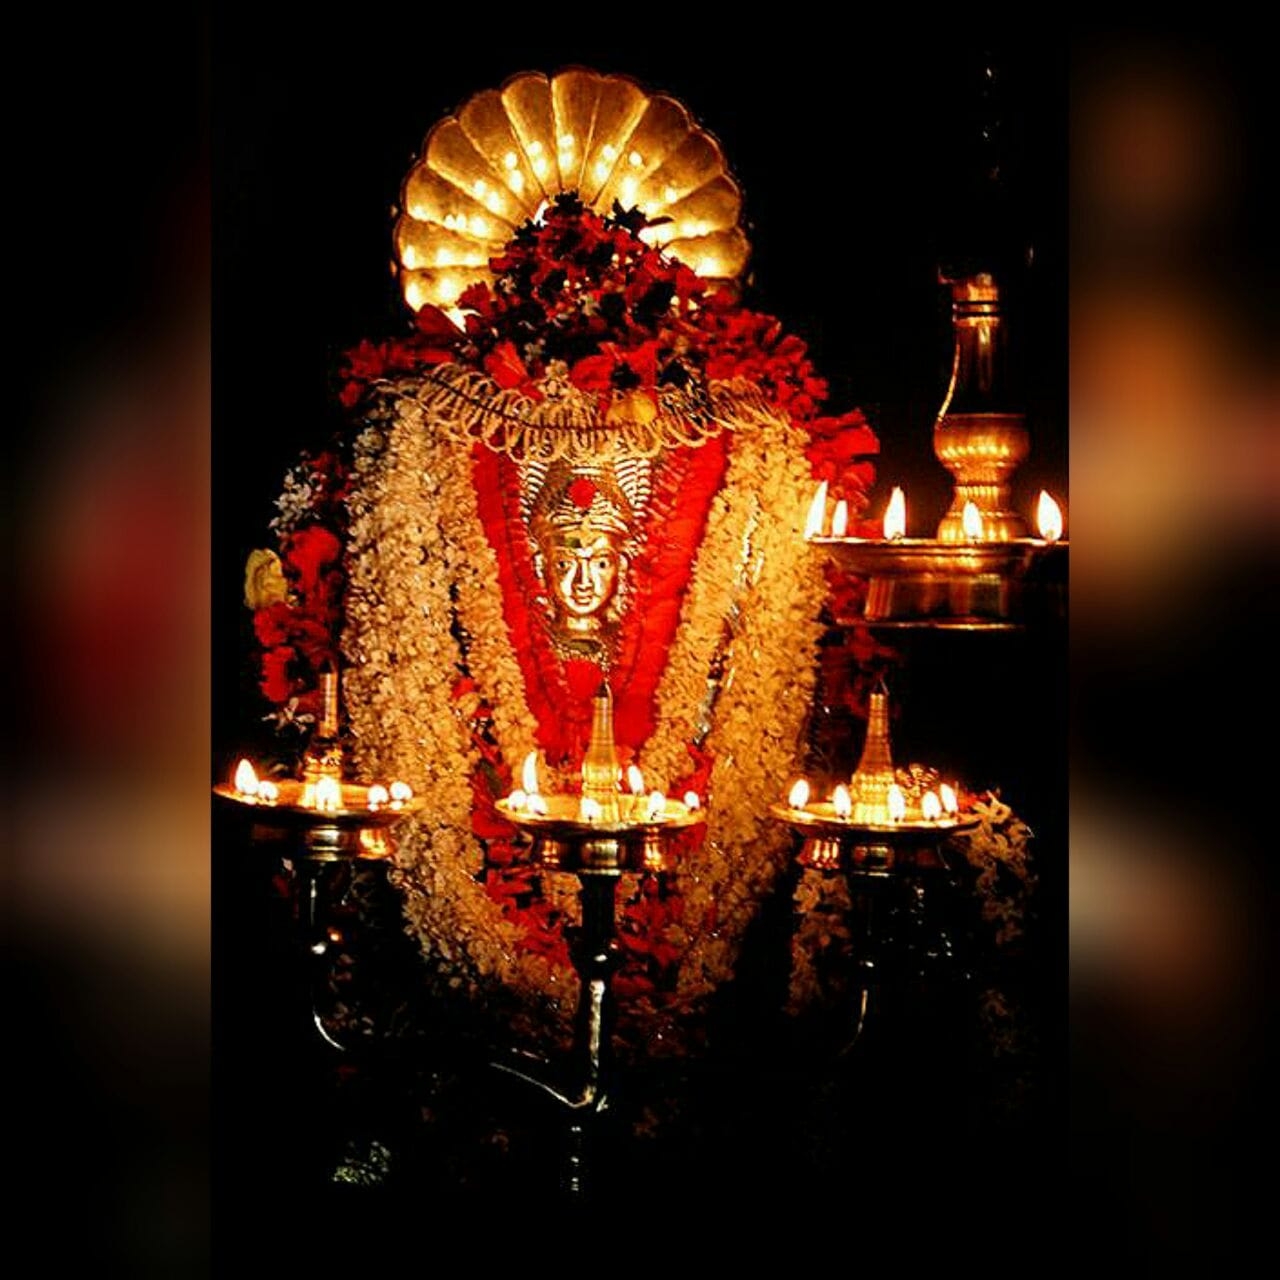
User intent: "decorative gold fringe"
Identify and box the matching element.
[372,365,776,463]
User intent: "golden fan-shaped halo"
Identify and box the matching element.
[394,67,749,318]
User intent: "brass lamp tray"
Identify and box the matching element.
[770,801,979,842]
[213,781,421,860]
[811,536,1067,629]
[771,801,979,872]
[496,794,701,874]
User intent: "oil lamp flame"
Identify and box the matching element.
[521,751,540,795]
[831,499,849,538]
[367,783,389,809]
[507,788,527,811]
[921,790,942,821]
[887,783,906,823]
[646,791,667,821]
[683,791,700,810]
[526,793,548,816]
[257,780,279,804]
[389,781,413,802]
[962,500,983,541]
[627,764,645,795]
[883,487,906,540]
[233,759,259,796]
[580,797,603,823]
[314,776,341,813]
[832,784,852,819]
[1037,491,1063,542]
[788,778,811,809]
[940,783,958,814]
[804,480,829,540]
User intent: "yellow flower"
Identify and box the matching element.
[244,549,287,610]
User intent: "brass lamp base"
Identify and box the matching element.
[773,803,979,1055]
[494,794,698,1197]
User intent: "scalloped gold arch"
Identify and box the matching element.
[393,68,750,317]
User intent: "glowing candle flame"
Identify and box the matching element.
[507,788,527,811]
[887,784,906,823]
[257,780,278,804]
[629,150,643,167]
[627,764,645,795]
[522,751,539,795]
[580,797,603,822]
[503,151,518,169]
[233,759,259,796]
[788,778,811,809]
[389,781,413,802]
[884,487,906,540]
[832,784,852,819]
[683,791,700,810]
[831,499,849,538]
[804,481,829,540]
[1037,491,1063,542]
[646,791,667,821]
[367,783,389,809]
[962,500,983,541]
[921,791,942,821]
[940,783,958,814]
[314,777,341,813]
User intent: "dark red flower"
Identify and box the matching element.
[569,353,615,393]
[260,645,296,703]
[483,341,530,390]
[286,526,342,596]
[458,282,494,317]
[253,602,293,648]
[414,304,463,339]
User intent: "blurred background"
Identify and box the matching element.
[5,12,1275,1271]
[1070,36,1278,1261]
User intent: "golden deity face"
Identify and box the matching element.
[528,465,639,653]
[546,528,622,626]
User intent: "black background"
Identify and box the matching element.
[211,13,1066,1259]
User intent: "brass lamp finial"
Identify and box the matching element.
[580,678,621,821]
[849,685,896,824]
